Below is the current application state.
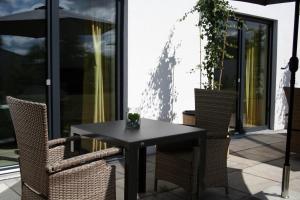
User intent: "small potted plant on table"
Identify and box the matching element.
[127,112,141,129]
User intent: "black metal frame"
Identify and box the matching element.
[233,14,274,133]
[47,0,60,139]
[46,0,125,139]
[116,0,126,120]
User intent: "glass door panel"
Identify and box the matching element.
[220,20,239,131]
[59,0,117,149]
[222,17,271,133]
[0,0,47,168]
[243,21,269,128]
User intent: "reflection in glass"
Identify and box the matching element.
[220,21,239,91]
[59,0,117,151]
[243,21,268,128]
[0,0,46,168]
[215,20,239,130]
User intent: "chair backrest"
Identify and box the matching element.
[7,96,49,195]
[284,87,300,132]
[194,89,236,137]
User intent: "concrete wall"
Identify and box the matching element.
[128,0,300,130]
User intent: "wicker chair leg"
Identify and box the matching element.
[197,185,205,199]
[225,186,229,195]
[154,178,158,192]
[225,174,229,195]
[191,193,198,200]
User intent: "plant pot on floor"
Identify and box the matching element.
[182,110,196,126]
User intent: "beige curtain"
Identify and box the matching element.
[82,23,107,151]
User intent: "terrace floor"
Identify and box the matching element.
[1,131,300,200]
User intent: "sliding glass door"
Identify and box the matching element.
[0,0,123,170]
[221,16,272,133]
[0,0,47,169]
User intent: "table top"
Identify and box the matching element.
[71,118,206,147]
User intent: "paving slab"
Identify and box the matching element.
[228,171,280,195]
[2,178,21,195]
[243,162,283,182]
[230,134,285,153]
[228,154,261,171]
[2,132,300,200]
[0,183,20,200]
[253,186,300,200]
[231,145,285,164]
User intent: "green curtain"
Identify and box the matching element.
[245,46,256,125]
[82,23,106,151]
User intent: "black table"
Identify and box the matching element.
[71,118,206,200]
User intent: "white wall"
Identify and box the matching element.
[128,0,300,129]
[128,0,200,123]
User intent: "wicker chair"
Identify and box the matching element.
[155,89,236,198]
[7,96,121,200]
[284,87,300,154]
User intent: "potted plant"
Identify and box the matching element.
[182,0,240,125]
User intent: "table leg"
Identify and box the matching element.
[138,147,147,193]
[72,133,81,153]
[125,145,139,200]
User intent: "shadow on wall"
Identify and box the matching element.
[140,28,181,122]
[276,68,290,129]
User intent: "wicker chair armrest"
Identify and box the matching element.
[47,147,121,173]
[48,135,81,148]
[49,160,116,200]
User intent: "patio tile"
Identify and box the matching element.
[202,188,250,200]
[116,178,124,189]
[2,178,21,195]
[116,186,124,200]
[164,187,251,200]
[2,133,299,200]
[228,171,280,195]
[252,185,300,200]
[245,134,285,144]
[141,191,183,200]
[230,135,285,153]
[0,172,20,181]
[243,162,283,182]
[289,178,300,192]
[148,171,181,193]
[231,145,285,164]
[110,158,155,175]
[116,171,124,180]
[266,157,300,179]
[228,154,260,171]
[0,183,20,200]
[230,139,263,153]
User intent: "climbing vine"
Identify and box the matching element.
[182,0,241,90]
